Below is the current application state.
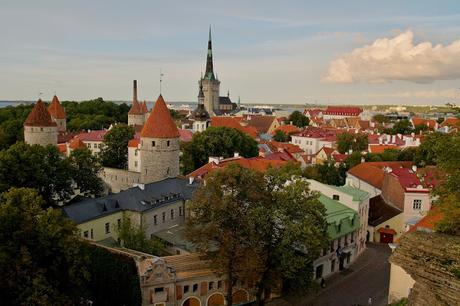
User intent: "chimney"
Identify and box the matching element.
[412,165,417,173]
[234,152,240,158]
[361,157,365,163]
[208,156,220,164]
[133,80,138,102]
[189,176,195,185]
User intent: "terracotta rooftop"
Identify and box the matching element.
[210,117,258,138]
[317,146,337,156]
[245,115,276,134]
[128,139,140,148]
[268,141,303,154]
[368,144,400,154]
[272,124,300,135]
[389,166,439,192]
[75,130,107,142]
[47,95,66,119]
[179,129,193,142]
[406,209,443,234]
[324,106,363,116]
[441,117,459,127]
[412,118,437,129]
[142,101,148,113]
[57,143,67,154]
[128,100,143,115]
[141,95,180,138]
[24,99,57,127]
[69,138,86,150]
[347,161,413,189]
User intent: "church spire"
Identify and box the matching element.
[205,26,215,80]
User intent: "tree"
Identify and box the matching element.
[186,164,329,305]
[336,132,368,154]
[68,147,103,197]
[100,124,135,169]
[0,142,74,204]
[397,147,417,161]
[286,111,309,128]
[186,164,268,305]
[413,132,451,167]
[117,216,164,255]
[0,188,90,305]
[373,114,389,124]
[272,130,289,142]
[380,149,400,161]
[317,162,346,186]
[344,151,363,169]
[391,119,413,135]
[181,127,259,174]
[251,166,328,304]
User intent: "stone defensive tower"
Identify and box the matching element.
[128,80,146,126]
[24,99,58,146]
[139,94,180,184]
[200,27,220,115]
[47,95,66,132]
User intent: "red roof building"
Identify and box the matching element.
[69,138,86,150]
[323,106,363,117]
[179,129,193,142]
[141,95,180,138]
[47,95,66,119]
[411,118,438,129]
[24,99,57,127]
[347,161,413,189]
[210,117,258,138]
[271,124,300,135]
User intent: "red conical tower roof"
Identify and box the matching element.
[142,101,148,113]
[24,99,57,127]
[128,100,143,115]
[47,95,66,119]
[141,95,179,138]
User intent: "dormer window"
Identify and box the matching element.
[333,194,340,201]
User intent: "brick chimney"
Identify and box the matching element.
[133,80,138,102]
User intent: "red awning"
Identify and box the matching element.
[377,227,397,235]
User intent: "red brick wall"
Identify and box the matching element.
[381,172,405,210]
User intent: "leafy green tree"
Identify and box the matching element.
[0,188,90,305]
[0,104,34,150]
[286,111,309,128]
[391,119,413,135]
[272,130,289,142]
[0,142,74,204]
[414,132,451,167]
[186,164,268,306]
[317,162,346,186]
[344,151,363,169]
[117,216,164,255]
[372,114,389,124]
[397,147,417,161]
[380,149,400,161]
[68,147,103,197]
[336,132,368,154]
[100,124,135,169]
[181,127,259,174]
[252,166,328,303]
[414,124,429,134]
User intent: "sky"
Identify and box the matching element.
[1,0,460,105]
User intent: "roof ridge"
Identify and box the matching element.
[140,95,179,138]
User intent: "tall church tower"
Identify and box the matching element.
[200,27,220,115]
[139,95,180,184]
[190,80,210,133]
[24,99,58,146]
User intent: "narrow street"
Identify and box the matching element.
[275,243,392,306]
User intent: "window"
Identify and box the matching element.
[152,141,156,147]
[98,143,102,148]
[170,209,174,220]
[351,232,354,243]
[134,150,138,156]
[117,218,121,229]
[209,281,214,290]
[351,217,355,226]
[337,223,342,233]
[315,265,323,279]
[154,215,157,225]
[167,140,170,147]
[217,281,222,289]
[179,206,183,216]
[413,199,422,210]
[134,161,138,167]
[90,229,94,239]
[105,222,110,234]
[83,231,89,238]
[184,285,189,294]
[331,259,336,272]
[162,212,166,223]
[154,287,164,294]
[86,143,91,148]
[333,194,340,201]
[192,284,198,292]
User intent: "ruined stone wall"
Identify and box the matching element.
[390,231,460,306]
[101,167,141,193]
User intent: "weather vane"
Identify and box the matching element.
[160,69,164,94]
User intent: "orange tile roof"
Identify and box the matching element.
[47,95,66,119]
[317,146,337,156]
[57,143,67,154]
[69,138,86,149]
[211,117,258,138]
[347,161,413,189]
[187,157,286,178]
[24,99,57,127]
[245,115,276,134]
[142,101,148,113]
[140,95,179,138]
[412,117,437,129]
[407,210,443,234]
[128,100,143,115]
[268,141,303,154]
[128,139,140,148]
[272,124,300,135]
[441,117,459,127]
[368,144,400,154]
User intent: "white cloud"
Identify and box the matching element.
[323,30,460,84]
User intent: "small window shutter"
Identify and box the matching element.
[200,282,208,296]
[176,285,182,300]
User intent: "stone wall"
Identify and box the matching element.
[390,231,460,306]
[139,137,180,184]
[24,125,58,146]
[101,167,141,193]
[381,172,405,211]
[55,118,66,132]
[128,114,145,126]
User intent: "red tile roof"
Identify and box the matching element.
[57,143,67,154]
[47,95,66,119]
[264,150,298,162]
[179,129,193,142]
[332,153,348,163]
[128,139,140,148]
[142,101,148,113]
[293,126,338,140]
[187,157,287,179]
[303,108,323,116]
[24,99,57,127]
[324,106,363,116]
[411,118,437,129]
[348,161,413,189]
[389,167,439,192]
[272,124,300,135]
[75,130,107,142]
[268,141,303,154]
[211,117,258,138]
[128,100,143,115]
[141,95,180,138]
[317,146,337,156]
[407,210,443,234]
[441,117,459,127]
[245,116,276,134]
[69,138,87,150]
[369,144,400,154]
